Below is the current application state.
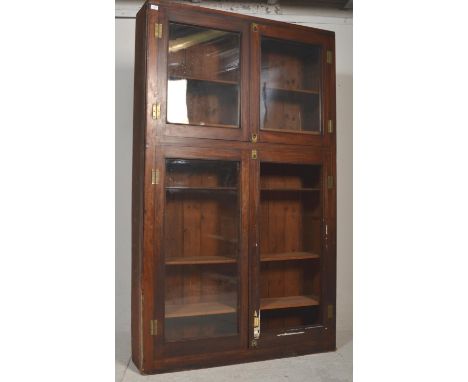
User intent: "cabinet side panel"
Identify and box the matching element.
[328,34,337,351]
[131,6,147,370]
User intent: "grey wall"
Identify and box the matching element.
[116,18,136,363]
[115,3,352,357]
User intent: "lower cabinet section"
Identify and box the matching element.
[131,146,336,374]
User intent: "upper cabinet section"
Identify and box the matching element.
[250,23,335,146]
[167,23,241,129]
[156,6,250,141]
[149,2,334,145]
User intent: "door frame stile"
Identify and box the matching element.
[141,3,162,371]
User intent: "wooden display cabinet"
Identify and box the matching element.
[132,0,336,374]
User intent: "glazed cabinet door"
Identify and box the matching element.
[154,6,250,142]
[152,146,249,360]
[249,22,335,146]
[249,148,335,348]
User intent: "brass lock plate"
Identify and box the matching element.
[253,310,260,339]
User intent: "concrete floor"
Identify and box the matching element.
[116,330,352,382]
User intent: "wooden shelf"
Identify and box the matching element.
[193,122,239,129]
[260,127,321,135]
[260,295,319,311]
[166,186,237,191]
[261,251,319,262]
[260,187,320,192]
[266,86,319,95]
[166,256,237,265]
[170,74,238,86]
[165,302,236,318]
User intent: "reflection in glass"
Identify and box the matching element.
[167,23,241,128]
[164,159,240,342]
[261,38,322,133]
[167,79,189,124]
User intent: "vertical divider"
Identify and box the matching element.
[155,6,167,140]
[249,22,260,143]
[240,21,251,142]
[239,150,250,348]
[320,152,327,327]
[153,148,165,359]
[248,19,260,348]
[249,149,260,347]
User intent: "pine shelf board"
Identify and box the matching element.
[260,187,320,192]
[260,127,321,135]
[166,186,237,191]
[260,251,320,262]
[165,302,236,318]
[266,86,320,95]
[166,256,237,265]
[169,74,238,86]
[260,295,319,311]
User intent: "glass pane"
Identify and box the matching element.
[164,159,240,342]
[259,163,322,333]
[260,38,321,133]
[167,23,240,128]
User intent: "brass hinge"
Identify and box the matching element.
[251,150,257,160]
[251,133,258,143]
[327,175,334,189]
[253,310,260,339]
[326,50,333,64]
[150,319,158,335]
[152,103,161,120]
[252,23,259,32]
[155,23,162,39]
[328,120,334,133]
[327,305,334,319]
[151,169,159,185]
